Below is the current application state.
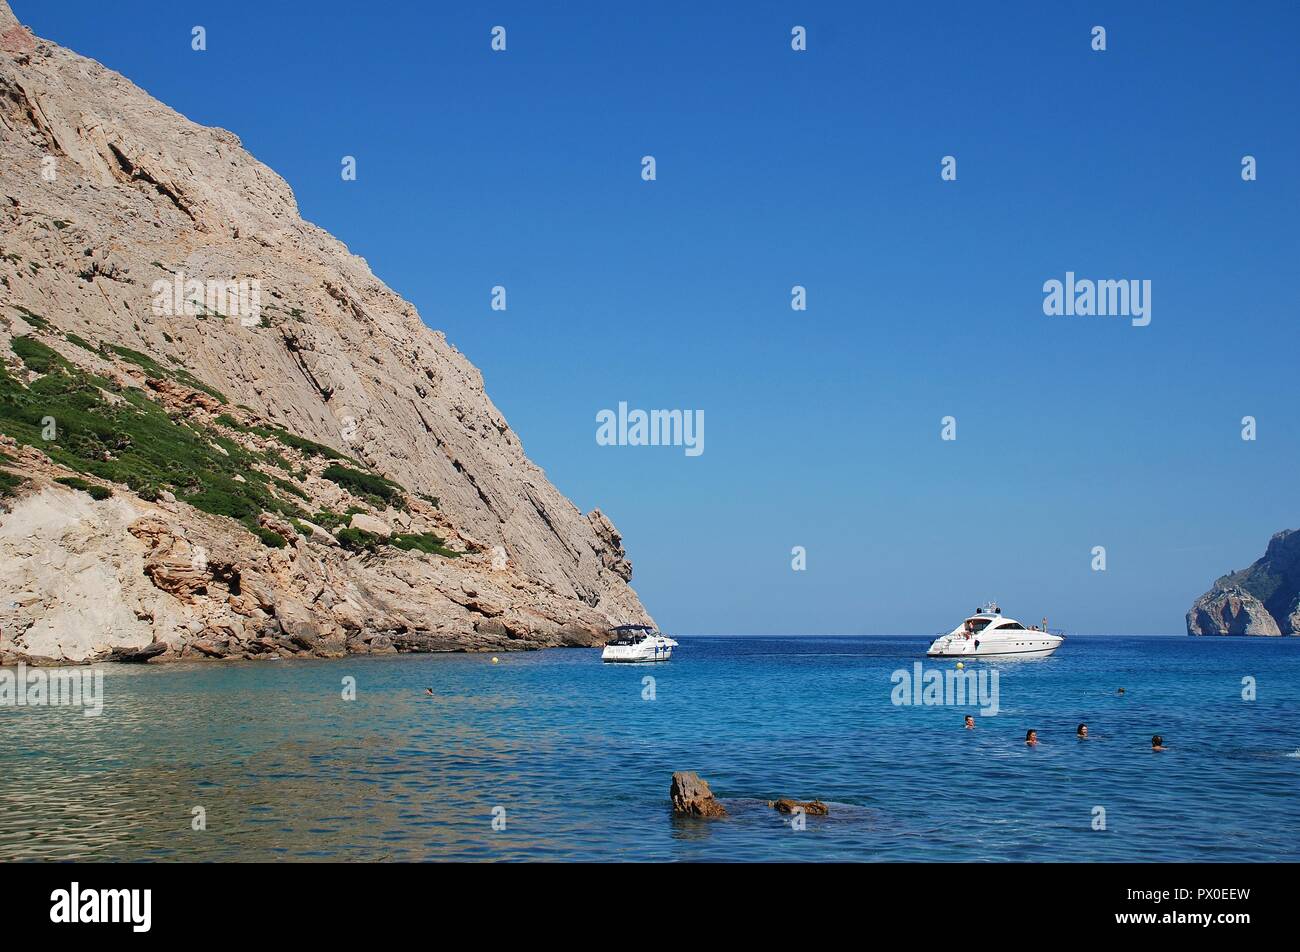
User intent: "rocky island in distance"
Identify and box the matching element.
[1186,528,1300,636]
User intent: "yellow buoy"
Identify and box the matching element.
[491,657,499,664]
[956,662,965,670]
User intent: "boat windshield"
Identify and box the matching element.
[965,618,993,633]
[606,625,655,645]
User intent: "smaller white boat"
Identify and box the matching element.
[927,602,1063,658]
[601,625,678,663]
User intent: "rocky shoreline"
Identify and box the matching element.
[0,461,622,667]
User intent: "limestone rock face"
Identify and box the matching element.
[0,1,650,663]
[348,513,391,538]
[1186,529,1300,636]
[0,479,627,664]
[1186,588,1280,636]
[587,508,632,582]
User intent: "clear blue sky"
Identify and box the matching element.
[23,1,1299,634]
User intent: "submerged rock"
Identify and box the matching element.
[670,771,728,818]
[768,798,829,816]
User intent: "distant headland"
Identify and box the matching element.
[1187,529,1300,636]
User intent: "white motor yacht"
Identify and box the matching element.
[927,602,1063,658]
[600,625,678,663]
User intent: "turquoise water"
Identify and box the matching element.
[1,635,1298,861]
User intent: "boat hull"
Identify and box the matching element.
[600,652,674,663]
[927,636,1062,659]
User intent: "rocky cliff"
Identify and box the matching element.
[0,1,651,663]
[1186,529,1300,636]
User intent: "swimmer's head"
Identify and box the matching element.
[1025,729,1038,744]
[1152,734,1164,749]
[1077,723,1088,737]
[964,715,975,728]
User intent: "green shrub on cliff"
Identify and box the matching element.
[0,348,303,533]
[223,416,371,469]
[13,306,52,331]
[250,525,288,548]
[0,339,443,560]
[12,336,70,375]
[0,468,23,497]
[99,343,228,404]
[335,526,383,553]
[389,532,459,558]
[56,475,112,500]
[321,463,404,506]
[273,476,310,500]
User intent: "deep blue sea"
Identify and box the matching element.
[2,635,1298,862]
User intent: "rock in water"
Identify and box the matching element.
[670,771,728,817]
[105,641,168,663]
[0,1,652,664]
[1186,529,1300,636]
[768,798,829,816]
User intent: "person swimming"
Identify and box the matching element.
[1077,723,1089,738]
[1025,729,1039,746]
[424,687,434,697]
[964,715,975,730]
[1117,688,1126,695]
[1151,734,1166,752]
